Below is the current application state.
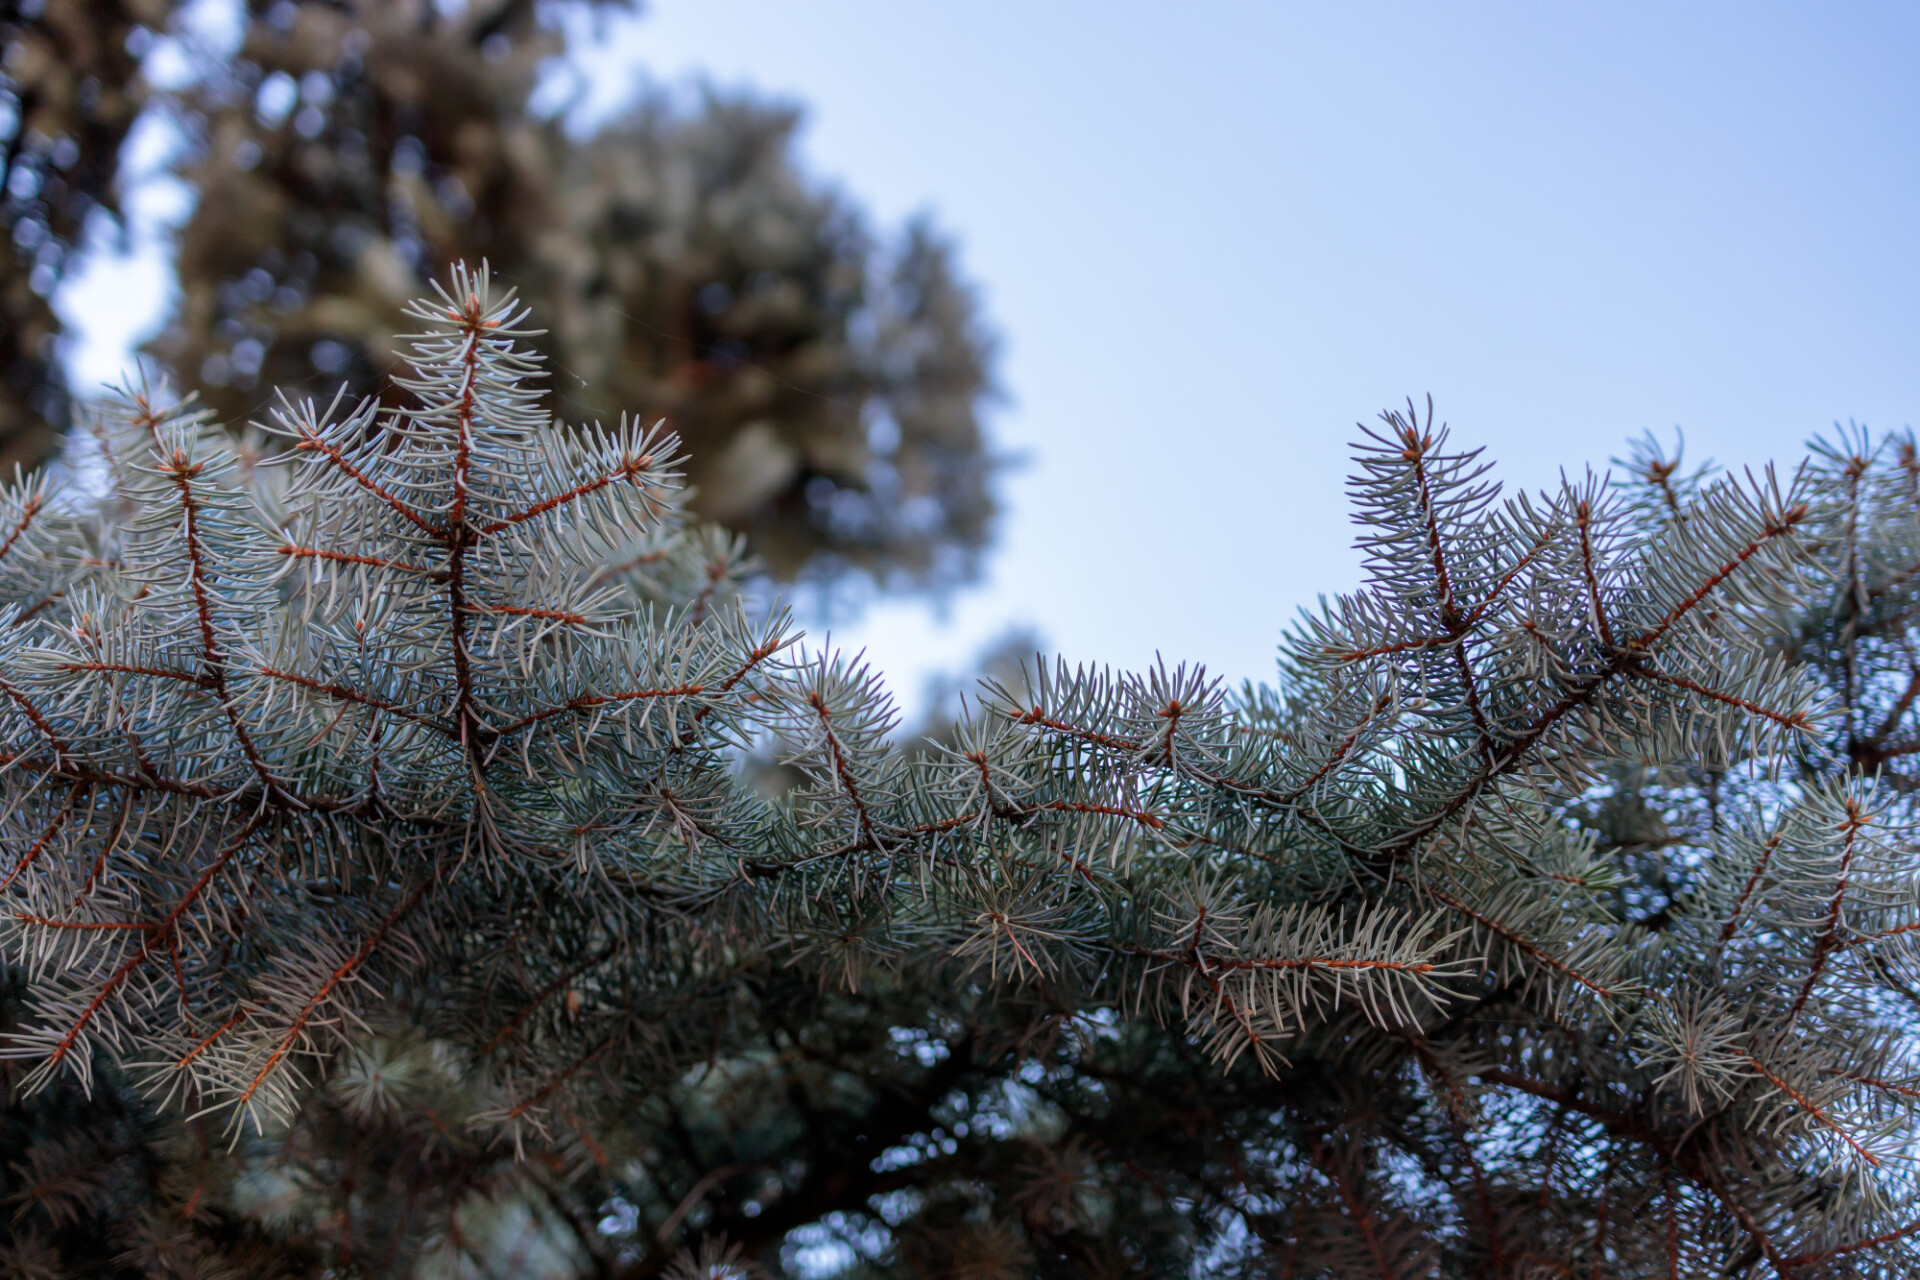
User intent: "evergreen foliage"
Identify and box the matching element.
[2,269,1920,1277]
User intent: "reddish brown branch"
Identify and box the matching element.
[0,675,72,760]
[1874,665,1920,743]
[493,684,707,737]
[176,1008,247,1070]
[233,877,433,1111]
[1627,503,1809,652]
[687,558,728,627]
[13,912,151,930]
[42,818,261,1070]
[587,547,671,590]
[1789,803,1868,1022]
[1575,498,1616,649]
[1784,1217,1920,1267]
[1834,1070,1920,1102]
[506,1032,619,1119]
[292,427,441,537]
[277,545,444,579]
[1838,919,1920,951]
[1643,456,1686,520]
[1325,634,1453,663]
[1719,833,1784,944]
[253,666,445,733]
[0,782,82,893]
[473,603,589,625]
[1113,942,1436,975]
[1310,1138,1397,1280]
[1461,525,1557,628]
[0,750,231,802]
[0,494,41,565]
[1013,709,1137,754]
[809,692,881,851]
[1481,1076,1787,1273]
[1323,528,1555,665]
[473,455,657,536]
[1405,425,1458,617]
[1628,667,1812,730]
[58,661,214,688]
[1747,1055,1880,1166]
[166,453,287,801]
[1427,885,1613,997]
[443,314,486,771]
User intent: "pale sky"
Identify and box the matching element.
[63,2,1920,716]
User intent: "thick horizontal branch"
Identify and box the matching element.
[1012,708,1135,754]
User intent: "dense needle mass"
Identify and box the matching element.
[0,269,1918,1277]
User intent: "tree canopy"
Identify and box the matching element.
[0,268,1917,1278]
[1,0,996,590]
[0,0,165,475]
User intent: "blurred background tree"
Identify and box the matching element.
[0,0,170,475]
[1,0,998,589]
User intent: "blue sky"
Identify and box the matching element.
[64,2,1920,715]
